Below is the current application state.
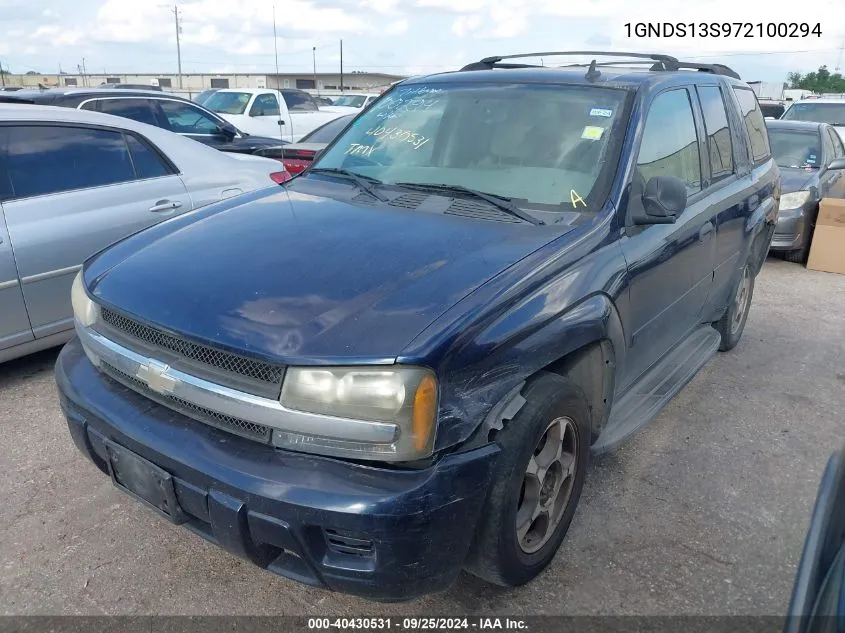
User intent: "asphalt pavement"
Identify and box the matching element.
[1,257,843,616]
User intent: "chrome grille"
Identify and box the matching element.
[101,361,273,444]
[101,308,284,385]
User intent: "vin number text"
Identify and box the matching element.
[625,22,822,38]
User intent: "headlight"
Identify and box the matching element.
[71,271,99,328]
[71,271,102,367]
[780,190,811,209]
[278,366,438,461]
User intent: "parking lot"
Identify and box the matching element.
[1,257,843,616]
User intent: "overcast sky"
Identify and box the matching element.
[1,0,843,82]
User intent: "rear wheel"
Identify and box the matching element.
[464,373,590,587]
[715,263,754,351]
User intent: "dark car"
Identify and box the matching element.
[280,113,355,174]
[760,99,786,119]
[98,83,164,91]
[56,51,778,602]
[1,88,288,158]
[766,120,845,263]
[785,442,845,633]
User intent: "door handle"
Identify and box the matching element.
[149,200,182,212]
[699,223,714,242]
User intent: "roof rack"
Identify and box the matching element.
[460,51,740,80]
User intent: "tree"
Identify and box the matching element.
[788,65,845,93]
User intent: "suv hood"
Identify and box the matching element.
[88,184,568,363]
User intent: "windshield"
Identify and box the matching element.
[332,95,367,108]
[768,128,821,169]
[204,91,252,115]
[313,82,629,210]
[782,102,845,126]
[194,90,217,106]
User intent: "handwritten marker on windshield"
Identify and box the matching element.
[570,190,586,209]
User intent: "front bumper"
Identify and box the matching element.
[769,205,813,252]
[56,338,498,602]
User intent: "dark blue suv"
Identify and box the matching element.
[55,51,779,601]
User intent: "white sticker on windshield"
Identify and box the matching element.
[582,126,605,140]
[590,108,613,117]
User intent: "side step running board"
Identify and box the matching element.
[591,325,721,455]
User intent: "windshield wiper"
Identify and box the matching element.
[310,168,388,202]
[393,182,545,226]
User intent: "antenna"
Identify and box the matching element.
[173,5,183,89]
[272,5,283,143]
[272,4,280,79]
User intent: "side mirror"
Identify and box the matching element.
[784,444,845,633]
[633,175,687,225]
[216,122,237,139]
[826,158,845,171]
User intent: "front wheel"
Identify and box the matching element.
[715,263,755,352]
[463,373,590,587]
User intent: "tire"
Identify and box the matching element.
[783,212,817,265]
[783,240,811,264]
[463,372,591,587]
[715,262,755,352]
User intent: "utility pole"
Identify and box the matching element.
[836,39,844,72]
[173,5,183,89]
[82,57,88,86]
[339,39,344,92]
[0,60,5,87]
[312,46,317,94]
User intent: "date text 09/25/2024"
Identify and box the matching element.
[307,618,528,631]
[624,22,822,38]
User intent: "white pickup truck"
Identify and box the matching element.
[203,88,348,143]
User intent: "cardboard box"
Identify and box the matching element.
[807,197,845,274]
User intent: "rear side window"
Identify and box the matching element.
[92,98,161,127]
[282,90,318,112]
[125,134,173,179]
[157,100,220,134]
[0,129,12,201]
[759,103,785,119]
[733,87,771,164]
[5,125,136,199]
[696,86,734,183]
[637,88,702,194]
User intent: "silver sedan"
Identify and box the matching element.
[0,103,290,363]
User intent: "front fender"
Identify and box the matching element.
[429,292,626,452]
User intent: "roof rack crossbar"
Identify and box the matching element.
[477,51,679,65]
[461,51,740,79]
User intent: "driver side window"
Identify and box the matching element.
[636,89,702,195]
[249,94,281,117]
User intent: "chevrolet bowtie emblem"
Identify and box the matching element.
[136,360,177,395]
